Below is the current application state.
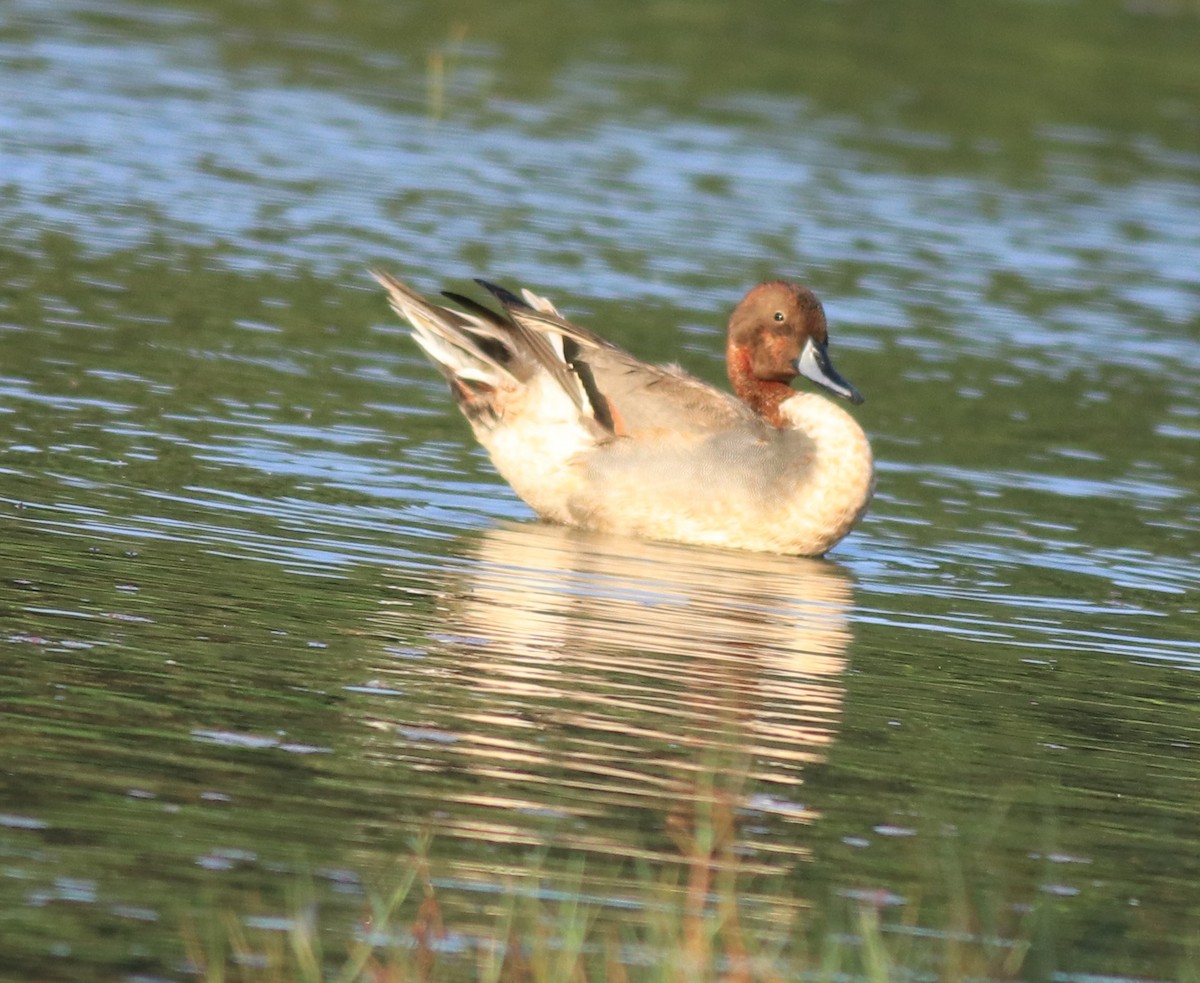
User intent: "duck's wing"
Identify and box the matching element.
[476,280,762,440]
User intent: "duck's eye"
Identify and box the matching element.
[773,311,785,322]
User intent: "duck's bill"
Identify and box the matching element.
[796,338,864,405]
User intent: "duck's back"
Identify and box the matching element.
[535,328,758,440]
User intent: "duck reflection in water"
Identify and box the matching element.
[366,523,855,866]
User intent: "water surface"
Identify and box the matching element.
[1,0,1199,979]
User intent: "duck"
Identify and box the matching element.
[372,271,874,556]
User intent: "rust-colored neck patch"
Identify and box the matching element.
[726,344,793,427]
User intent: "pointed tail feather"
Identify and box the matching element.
[372,270,520,389]
[371,270,606,428]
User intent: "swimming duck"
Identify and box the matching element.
[373,272,874,556]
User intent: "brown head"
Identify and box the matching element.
[725,280,863,426]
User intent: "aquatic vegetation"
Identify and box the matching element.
[183,779,1043,983]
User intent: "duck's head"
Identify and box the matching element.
[726,281,863,423]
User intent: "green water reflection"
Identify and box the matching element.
[1,0,1199,979]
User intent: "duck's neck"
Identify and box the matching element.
[727,344,793,426]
